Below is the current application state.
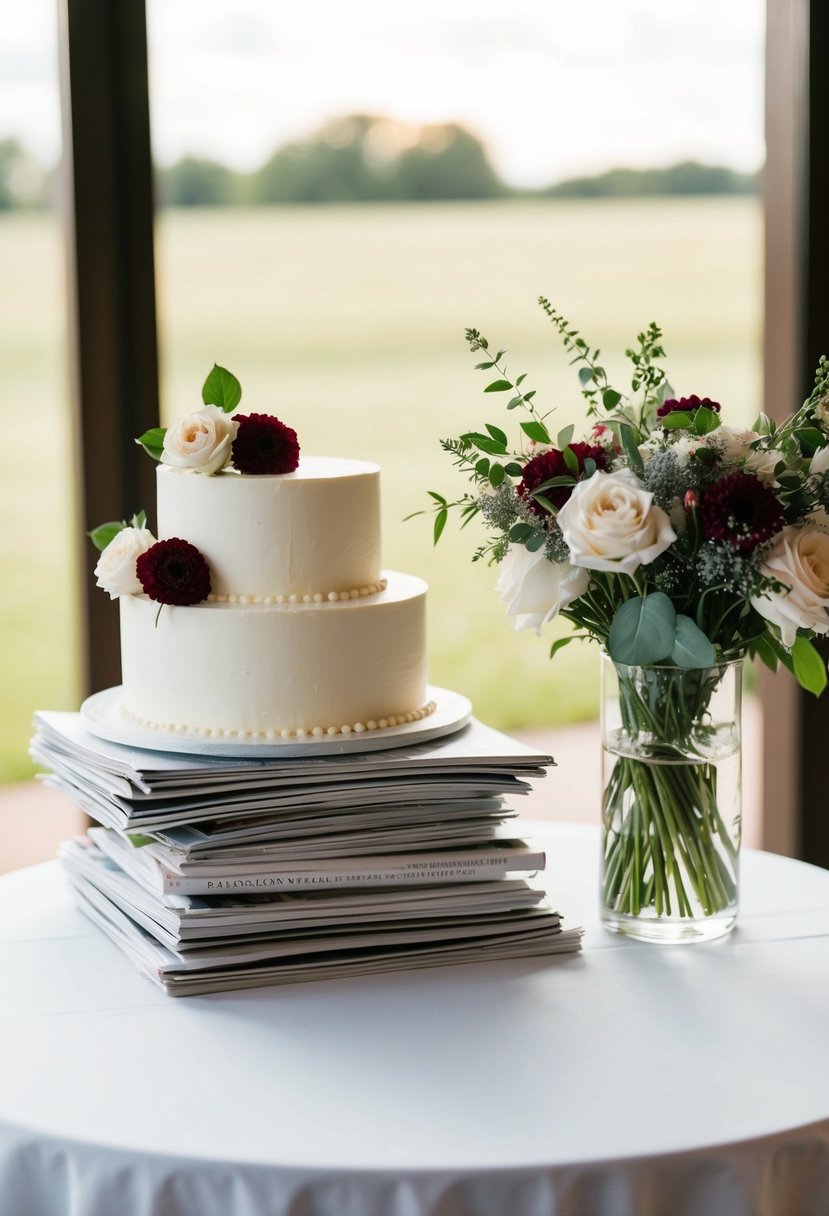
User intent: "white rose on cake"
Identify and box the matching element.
[557,469,677,576]
[161,405,238,474]
[496,543,589,633]
[750,525,829,647]
[94,526,156,599]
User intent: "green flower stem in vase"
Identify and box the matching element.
[600,653,742,943]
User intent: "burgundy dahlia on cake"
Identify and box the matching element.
[231,413,300,475]
[136,538,212,605]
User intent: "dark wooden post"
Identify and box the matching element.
[58,0,159,697]
[764,0,829,863]
[799,2,829,865]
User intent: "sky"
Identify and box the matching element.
[1,0,764,189]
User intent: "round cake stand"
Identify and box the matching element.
[79,685,472,759]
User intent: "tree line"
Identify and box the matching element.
[0,117,759,211]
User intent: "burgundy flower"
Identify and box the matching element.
[699,471,784,553]
[232,413,300,475]
[518,443,607,515]
[136,538,211,605]
[657,394,721,419]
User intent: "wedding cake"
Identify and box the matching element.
[91,368,431,740]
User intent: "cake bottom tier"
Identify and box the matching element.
[118,572,428,737]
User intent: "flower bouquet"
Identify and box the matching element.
[419,299,829,941]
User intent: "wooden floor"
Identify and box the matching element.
[1,702,762,876]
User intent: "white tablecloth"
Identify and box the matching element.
[2,822,829,1216]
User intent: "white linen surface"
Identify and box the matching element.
[3,824,829,1216]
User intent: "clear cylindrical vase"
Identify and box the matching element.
[600,653,742,944]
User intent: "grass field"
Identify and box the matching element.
[0,197,762,783]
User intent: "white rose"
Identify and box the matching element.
[161,405,238,474]
[715,426,760,462]
[745,447,783,485]
[94,526,156,599]
[557,468,677,576]
[808,506,829,532]
[750,526,829,647]
[810,446,829,476]
[670,434,706,468]
[496,543,589,634]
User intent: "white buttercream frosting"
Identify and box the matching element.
[156,457,382,599]
[119,572,428,735]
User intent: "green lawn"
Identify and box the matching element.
[0,197,762,782]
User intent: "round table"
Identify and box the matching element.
[2,822,829,1216]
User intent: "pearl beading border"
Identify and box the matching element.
[206,577,388,606]
[120,698,437,740]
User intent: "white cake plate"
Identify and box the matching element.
[80,685,472,759]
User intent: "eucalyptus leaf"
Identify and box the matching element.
[602,388,622,409]
[525,532,546,552]
[578,366,594,386]
[509,522,533,543]
[607,593,676,666]
[791,635,828,696]
[484,379,512,393]
[557,424,575,448]
[671,615,716,668]
[202,364,242,413]
[489,463,505,487]
[504,461,523,477]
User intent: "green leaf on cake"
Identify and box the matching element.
[135,427,167,461]
[202,364,242,413]
[87,520,125,551]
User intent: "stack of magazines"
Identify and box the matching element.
[31,712,583,996]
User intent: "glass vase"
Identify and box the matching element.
[600,653,742,943]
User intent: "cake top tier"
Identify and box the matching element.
[157,457,383,601]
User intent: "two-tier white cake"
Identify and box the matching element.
[118,458,430,739]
